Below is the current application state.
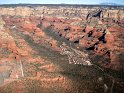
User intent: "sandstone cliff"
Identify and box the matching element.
[0,5,123,20]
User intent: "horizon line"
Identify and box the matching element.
[0,3,123,6]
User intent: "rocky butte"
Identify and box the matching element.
[0,4,124,93]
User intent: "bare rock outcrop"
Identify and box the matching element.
[0,6,123,20]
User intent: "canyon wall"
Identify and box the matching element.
[0,6,124,20]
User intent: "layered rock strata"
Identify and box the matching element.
[0,5,124,20]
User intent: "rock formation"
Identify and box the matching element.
[0,4,124,93]
[0,5,124,20]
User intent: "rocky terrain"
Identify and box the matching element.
[0,5,124,20]
[0,4,124,93]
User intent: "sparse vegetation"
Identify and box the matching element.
[0,4,123,93]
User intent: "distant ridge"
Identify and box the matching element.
[0,3,123,7]
[99,2,121,6]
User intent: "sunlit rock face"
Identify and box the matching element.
[0,6,124,20]
[102,9,124,20]
[0,17,5,30]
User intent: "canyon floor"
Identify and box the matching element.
[0,5,124,93]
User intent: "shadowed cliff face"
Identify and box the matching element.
[0,5,124,93]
